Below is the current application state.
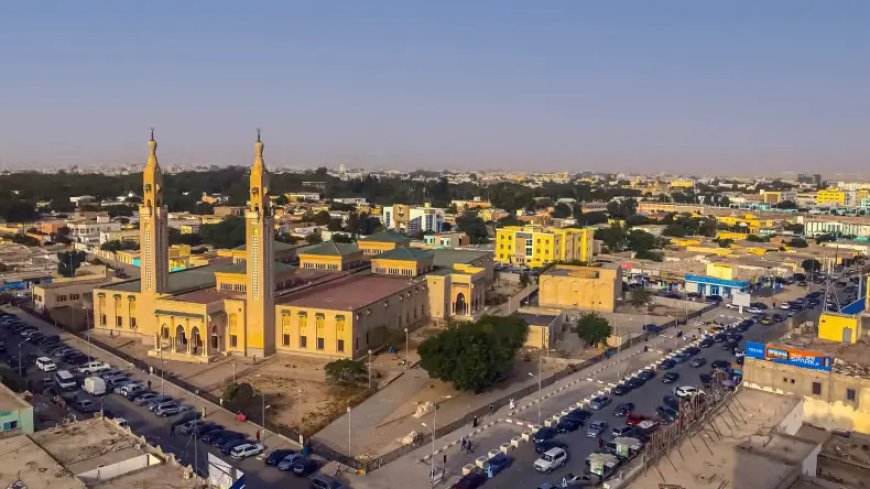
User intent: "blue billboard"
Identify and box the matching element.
[744,341,832,372]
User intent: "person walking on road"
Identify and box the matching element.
[255,430,261,442]
[169,424,175,436]
[472,415,478,428]
[488,403,494,416]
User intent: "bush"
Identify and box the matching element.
[575,313,612,347]
[222,382,254,404]
[324,359,367,385]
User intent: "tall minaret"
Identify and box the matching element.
[245,130,276,357]
[140,129,169,295]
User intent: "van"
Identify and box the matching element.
[83,376,107,396]
[35,357,57,372]
[54,370,77,390]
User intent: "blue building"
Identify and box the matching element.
[684,274,751,298]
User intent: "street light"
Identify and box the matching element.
[421,394,451,486]
[346,406,352,456]
[403,327,409,368]
[367,349,373,390]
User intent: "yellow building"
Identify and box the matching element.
[495,225,594,268]
[668,179,695,188]
[356,230,411,256]
[716,231,748,241]
[818,313,863,344]
[817,189,847,206]
[515,308,565,349]
[538,264,621,312]
[91,132,495,362]
[716,213,774,233]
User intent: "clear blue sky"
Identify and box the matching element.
[2,1,869,175]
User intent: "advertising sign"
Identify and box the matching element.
[744,341,832,371]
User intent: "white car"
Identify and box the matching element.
[230,443,265,459]
[724,303,738,310]
[533,447,568,473]
[747,306,763,314]
[674,385,702,399]
[35,357,57,372]
[77,361,111,375]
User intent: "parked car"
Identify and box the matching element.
[588,395,611,410]
[265,448,296,467]
[133,392,159,405]
[533,440,568,455]
[156,403,190,417]
[142,395,173,410]
[209,431,244,448]
[83,376,107,396]
[483,453,512,476]
[638,369,656,381]
[612,403,635,417]
[662,396,680,410]
[661,372,680,383]
[35,356,57,372]
[290,458,318,476]
[179,419,213,435]
[626,413,648,426]
[276,453,305,471]
[77,361,111,375]
[674,386,701,399]
[689,357,707,368]
[533,427,557,444]
[227,440,260,457]
[611,424,635,437]
[72,398,100,413]
[556,418,582,433]
[534,447,568,473]
[658,359,676,370]
[450,472,486,489]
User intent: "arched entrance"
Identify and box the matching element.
[175,325,187,353]
[190,326,202,355]
[455,293,467,316]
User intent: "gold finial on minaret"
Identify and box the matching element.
[146,127,159,169]
[253,128,265,167]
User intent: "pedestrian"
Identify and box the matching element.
[149,365,154,376]
[443,453,447,467]
[202,406,207,418]
[170,424,175,436]
[472,415,478,428]
[467,440,474,453]
[459,437,466,450]
[255,430,261,442]
[147,379,152,390]
[509,398,515,410]
[597,437,603,449]
[219,397,223,407]
[488,403,494,415]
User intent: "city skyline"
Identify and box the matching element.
[2,1,870,174]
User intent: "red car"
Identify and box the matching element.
[626,413,648,426]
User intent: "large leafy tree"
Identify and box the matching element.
[57,251,87,277]
[574,313,612,347]
[457,212,490,244]
[801,259,822,274]
[418,315,528,392]
[199,216,246,249]
[324,359,367,385]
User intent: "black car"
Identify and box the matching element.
[532,427,557,444]
[689,357,706,368]
[637,369,656,381]
[291,458,318,476]
[625,377,644,389]
[699,373,713,386]
[197,423,224,438]
[534,440,568,454]
[556,418,582,433]
[722,339,738,350]
[662,395,680,410]
[452,472,486,489]
[685,346,701,356]
[210,431,244,448]
[661,372,679,383]
[201,429,227,444]
[658,359,676,370]
[612,403,635,417]
[221,438,250,455]
[711,360,731,371]
[266,448,297,466]
[657,405,678,422]
[699,338,715,348]
[563,408,591,423]
[612,383,631,396]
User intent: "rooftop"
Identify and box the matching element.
[515,312,560,326]
[358,230,411,244]
[277,272,420,311]
[232,239,299,252]
[0,435,85,489]
[298,241,360,257]
[431,248,491,268]
[778,329,870,378]
[0,382,29,412]
[373,247,434,262]
[103,258,237,294]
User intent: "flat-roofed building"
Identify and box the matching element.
[538,264,622,312]
[495,225,595,268]
[0,381,33,435]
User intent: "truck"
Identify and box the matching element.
[83,376,107,396]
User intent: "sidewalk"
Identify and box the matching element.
[3,305,300,453]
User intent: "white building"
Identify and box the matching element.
[67,216,121,245]
[408,206,445,234]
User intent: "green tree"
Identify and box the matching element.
[199,216,246,248]
[457,212,490,244]
[595,225,628,251]
[313,210,332,226]
[746,234,766,242]
[627,230,656,252]
[574,313,612,347]
[327,218,344,232]
[606,198,638,220]
[629,288,651,307]
[788,237,808,248]
[418,315,528,392]
[784,223,804,234]
[801,258,822,274]
[551,202,572,219]
[306,231,323,244]
[324,359,367,385]
[100,239,138,252]
[57,251,87,278]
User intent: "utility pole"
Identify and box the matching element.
[367,349,373,390]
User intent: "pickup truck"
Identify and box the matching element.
[77,361,111,375]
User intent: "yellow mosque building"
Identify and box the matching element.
[92,133,494,362]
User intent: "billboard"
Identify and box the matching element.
[744,341,832,372]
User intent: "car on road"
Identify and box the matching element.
[556,418,582,433]
[450,471,486,489]
[534,447,568,473]
[230,442,264,459]
[534,440,568,455]
[35,357,57,372]
[221,438,251,455]
[586,420,607,437]
[290,458,318,476]
[626,413,648,426]
[662,396,680,410]
[611,424,635,437]
[612,403,635,417]
[72,398,100,414]
[658,359,677,370]
[611,383,631,396]
[699,338,715,348]
[638,369,655,381]
[661,372,679,383]
[483,453,512,476]
[533,427,557,444]
[589,395,611,410]
[689,357,707,368]
[674,385,701,399]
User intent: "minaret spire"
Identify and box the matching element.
[146,128,159,170]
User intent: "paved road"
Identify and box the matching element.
[481,277,856,489]
[0,308,318,489]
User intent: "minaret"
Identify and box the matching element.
[245,130,276,357]
[140,129,169,295]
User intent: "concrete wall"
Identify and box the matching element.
[649,295,708,311]
[76,453,161,483]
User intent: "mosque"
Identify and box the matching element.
[91,133,494,362]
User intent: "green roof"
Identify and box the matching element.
[373,247,434,262]
[104,261,296,295]
[431,248,491,268]
[299,241,360,257]
[358,230,411,244]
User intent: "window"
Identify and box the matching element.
[316,337,325,350]
[283,334,290,346]
[846,388,856,401]
[337,339,345,352]
[299,335,308,348]
[57,295,67,302]
[230,335,238,348]
[812,382,822,395]
[116,316,123,327]
[100,315,107,326]
[131,317,137,329]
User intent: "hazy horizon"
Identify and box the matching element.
[2,1,870,175]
